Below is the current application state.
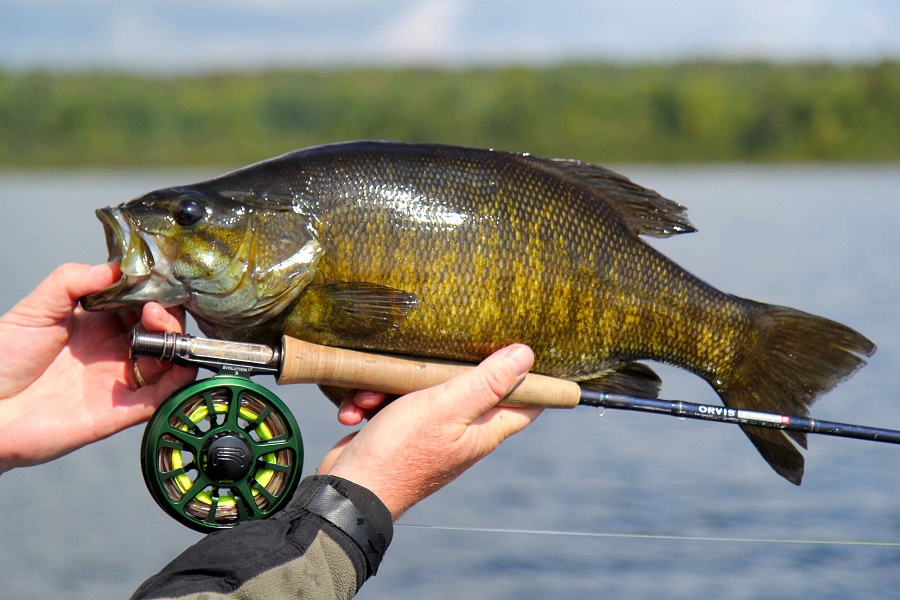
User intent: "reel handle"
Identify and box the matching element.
[278,336,581,409]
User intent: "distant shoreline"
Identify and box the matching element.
[2,61,897,167]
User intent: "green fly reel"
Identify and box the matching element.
[141,375,303,533]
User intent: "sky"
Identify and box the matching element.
[1,0,898,72]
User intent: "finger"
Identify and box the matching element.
[131,303,196,387]
[141,302,184,333]
[470,405,544,445]
[115,364,199,426]
[336,390,390,425]
[132,356,172,386]
[425,344,534,424]
[8,263,119,325]
[63,262,121,301]
[353,390,387,410]
[337,398,366,426]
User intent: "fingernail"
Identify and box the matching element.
[501,344,533,374]
[89,263,114,278]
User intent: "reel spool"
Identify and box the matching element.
[141,375,303,533]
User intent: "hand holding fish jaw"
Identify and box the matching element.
[317,344,542,520]
[0,263,197,472]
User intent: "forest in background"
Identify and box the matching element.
[0,61,897,167]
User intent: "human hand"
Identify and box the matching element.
[318,344,542,519]
[0,263,197,472]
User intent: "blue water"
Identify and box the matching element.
[0,164,898,599]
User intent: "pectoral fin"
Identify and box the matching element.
[297,281,419,339]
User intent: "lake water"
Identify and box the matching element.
[0,164,898,599]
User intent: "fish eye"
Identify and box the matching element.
[172,197,206,226]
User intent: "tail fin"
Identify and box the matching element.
[717,300,876,485]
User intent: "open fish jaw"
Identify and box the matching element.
[82,207,185,310]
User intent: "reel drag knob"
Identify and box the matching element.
[141,375,303,533]
[204,433,254,482]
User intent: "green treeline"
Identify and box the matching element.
[1,61,897,167]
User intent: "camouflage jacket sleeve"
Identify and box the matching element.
[131,475,394,600]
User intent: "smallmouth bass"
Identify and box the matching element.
[82,141,876,484]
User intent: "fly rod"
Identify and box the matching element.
[131,329,900,446]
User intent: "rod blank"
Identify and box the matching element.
[580,391,900,445]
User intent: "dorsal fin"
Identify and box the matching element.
[539,158,696,238]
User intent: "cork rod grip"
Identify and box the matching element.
[277,336,581,409]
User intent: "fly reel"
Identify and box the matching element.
[141,375,303,533]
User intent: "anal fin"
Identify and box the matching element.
[319,384,355,409]
[578,362,662,398]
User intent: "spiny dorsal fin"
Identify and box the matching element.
[540,158,696,238]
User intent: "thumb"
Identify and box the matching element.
[431,344,535,424]
[7,263,119,325]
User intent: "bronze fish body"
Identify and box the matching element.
[83,140,876,484]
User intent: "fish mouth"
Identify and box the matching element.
[81,207,186,311]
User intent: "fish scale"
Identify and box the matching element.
[82,140,875,484]
[309,150,631,371]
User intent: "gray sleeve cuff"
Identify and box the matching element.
[280,475,393,577]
